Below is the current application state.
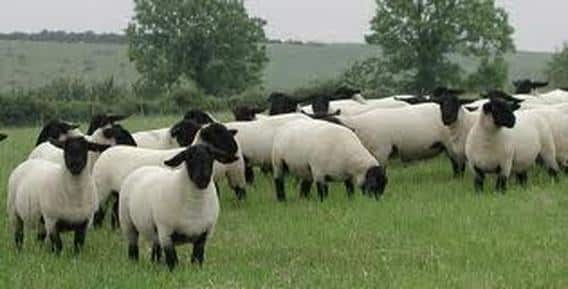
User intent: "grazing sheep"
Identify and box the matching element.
[232,106,266,121]
[272,119,387,201]
[92,123,240,228]
[132,119,201,149]
[8,137,109,252]
[465,97,559,193]
[35,120,80,146]
[119,144,237,270]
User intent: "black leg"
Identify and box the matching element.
[244,162,255,184]
[316,182,328,202]
[73,221,88,253]
[37,217,46,242]
[164,245,178,271]
[450,158,463,178]
[344,180,355,199]
[191,232,208,266]
[474,167,485,193]
[49,231,63,254]
[151,243,162,263]
[275,177,286,202]
[234,187,246,201]
[110,192,119,229]
[299,180,312,199]
[128,244,139,261]
[496,176,507,193]
[516,172,528,187]
[93,206,106,229]
[548,168,559,182]
[14,216,24,250]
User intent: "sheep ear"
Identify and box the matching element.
[62,122,80,131]
[206,145,238,164]
[510,103,522,111]
[464,106,479,112]
[164,151,187,168]
[533,81,548,88]
[49,138,65,149]
[108,114,129,123]
[228,129,238,136]
[88,142,111,152]
[459,99,477,105]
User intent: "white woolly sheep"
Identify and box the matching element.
[271,119,387,201]
[8,137,109,252]
[119,144,237,270]
[132,119,202,149]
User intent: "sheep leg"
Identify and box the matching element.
[73,221,88,253]
[344,180,355,199]
[127,228,139,261]
[299,180,312,199]
[163,245,178,271]
[244,157,255,184]
[151,243,162,263]
[48,228,63,254]
[110,191,120,229]
[191,232,208,266]
[274,177,286,202]
[516,172,528,187]
[316,182,328,202]
[233,187,247,201]
[37,216,46,242]
[496,176,508,193]
[473,167,485,193]
[13,215,24,250]
[93,207,106,228]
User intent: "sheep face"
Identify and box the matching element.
[51,137,110,175]
[184,110,215,125]
[199,123,239,157]
[267,92,298,115]
[36,120,80,146]
[0,133,7,142]
[513,79,548,94]
[361,166,388,199]
[87,114,129,135]
[232,106,265,121]
[103,124,137,146]
[435,95,476,126]
[482,99,519,129]
[311,94,332,115]
[164,144,239,189]
[170,120,201,146]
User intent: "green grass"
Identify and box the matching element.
[2,114,568,288]
[0,40,554,92]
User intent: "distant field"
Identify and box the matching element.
[0,40,554,92]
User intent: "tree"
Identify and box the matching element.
[127,0,268,96]
[465,55,509,92]
[366,0,515,92]
[545,44,568,88]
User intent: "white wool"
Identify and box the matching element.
[132,128,179,150]
[301,96,410,116]
[272,119,379,186]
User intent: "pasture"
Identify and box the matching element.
[0,40,554,92]
[2,114,568,289]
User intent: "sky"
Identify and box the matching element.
[0,0,566,52]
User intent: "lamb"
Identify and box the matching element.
[272,119,387,201]
[7,137,109,252]
[92,122,241,228]
[465,97,559,193]
[119,144,237,270]
[35,120,80,146]
[132,119,201,149]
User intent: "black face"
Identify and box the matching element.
[199,123,239,160]
[36,120,79,146]
[434,95,475,126]
[232,106,265,121]
[312,95,331,115]
[103,124,137,146]
[164,144,239,190]
[361,166,388,199]
[267,92,298,115]
[87,114,129,135]
[183,110,214,125]
[50,137,111,175]
[483,98,519,128]
[513,79,548,94]
[0,133,7,142]
[170,120,201,146]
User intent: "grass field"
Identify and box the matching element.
[2,114,568,289]
[0,40,554,92]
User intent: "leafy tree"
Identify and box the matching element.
[465,55,509,92]
[545,44,568,88]
[366,0,515,92]
[127,0,268,96]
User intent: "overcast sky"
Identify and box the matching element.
[0,0,566,52]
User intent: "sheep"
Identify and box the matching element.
[28,123,135,167]
[513,79,549,94]
[86,114,129,135]
[271,119,387,202]
[465,97,559,193]
[132,119,201,149]
[7,137,109,252]
[224,113,312,183]
[92,122,240,228]
[119,144,238,270]
[184,109,217,124]
[232,106,266,121]
[35,120,81,146]
[301,92,410,116]
[320,103,458,174]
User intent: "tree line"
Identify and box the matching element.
[0,30,127,44]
